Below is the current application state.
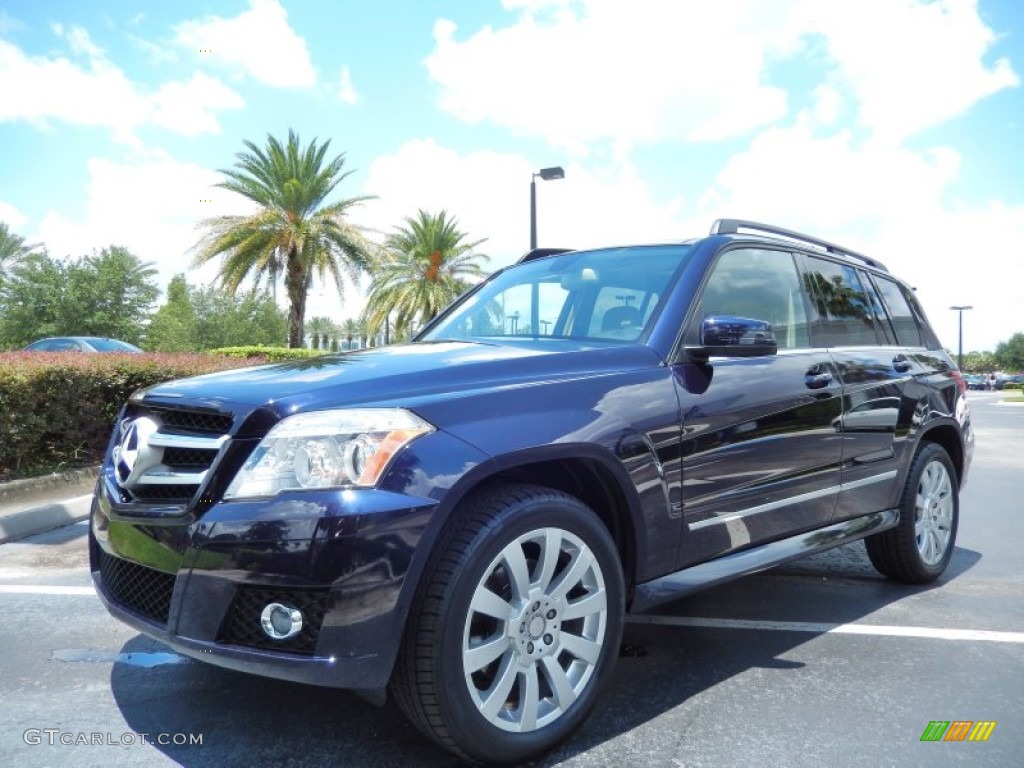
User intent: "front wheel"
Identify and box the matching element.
[865,442,959,583]
[391,484,625,765]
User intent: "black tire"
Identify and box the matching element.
[390,483,625,765]
[865,442,959,583]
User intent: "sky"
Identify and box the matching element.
[1,0,1023,353]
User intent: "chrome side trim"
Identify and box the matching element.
[841,470,897,491]
[688,471,897,531]
[689,485,837,531]
[632,508,899,613]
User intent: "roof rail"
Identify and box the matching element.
[517,247,575,264]
[710,219,888,272]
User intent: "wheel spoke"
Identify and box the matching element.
[517,665,540,732]
[561,588,607,622]
[471,586,513,621]
[533,529,562,592]
[914,512,926,538]
[541,655,577,711]
[550,548,595,602]
[921,530,934,563]
[503,543,532,604]
[479,655,518,721]
[464,635,511,674]
[559,631,602,665]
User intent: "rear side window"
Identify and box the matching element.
[871,276,923,347]
[801,257,881,347]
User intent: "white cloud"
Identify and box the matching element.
[32,152,254,295]
[806,0,1019,142]
[174,0,316,89]
[0,200,28,230]
[150,72,245,137]
[425,2,801,151]
[426,0,1016,150]
[0,27,242,144]
[337,65,358,105]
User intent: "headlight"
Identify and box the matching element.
[224,409,434,499]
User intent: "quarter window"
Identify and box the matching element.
[871,276,923,347]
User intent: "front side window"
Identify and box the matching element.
[422,245,691,344]
[688,248,810,349]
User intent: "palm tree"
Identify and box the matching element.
[0,222,42,283]
[193,130,374,348]
[341,317,361,350]
[305,315,335,351]
[363,210,489,340]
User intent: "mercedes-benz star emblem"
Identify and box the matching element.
[113,416,161,488]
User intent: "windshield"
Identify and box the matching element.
[421,245,692,344]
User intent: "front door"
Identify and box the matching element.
[672,247,844,567]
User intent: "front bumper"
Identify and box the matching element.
[89,474,439,690]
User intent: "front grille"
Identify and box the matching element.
[149,406,234,434]
[113,404,235,508]
[218,586,329,656]
[98,549,176,625]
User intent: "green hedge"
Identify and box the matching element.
[0,351,258,480]
[209,346,327,361]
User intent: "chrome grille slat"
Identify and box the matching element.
[149,432,229,450]
[134,468,208,485]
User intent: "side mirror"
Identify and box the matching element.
[688,315,778,359]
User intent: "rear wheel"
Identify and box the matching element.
[865,442,959,583]
[391,484,624,765]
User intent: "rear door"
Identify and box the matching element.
[673,247,844,567]
[798,256,913,520]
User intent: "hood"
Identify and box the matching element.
[138,340,663,415]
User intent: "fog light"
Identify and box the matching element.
[260,603,303,640]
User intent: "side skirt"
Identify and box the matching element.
[630,509,899,613]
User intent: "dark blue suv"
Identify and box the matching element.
[90,219,972,764]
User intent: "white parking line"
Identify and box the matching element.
[0,585,95,595]
[627,614,1024,644]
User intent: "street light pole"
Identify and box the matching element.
[530,166,565,249]
[950,305,973,370]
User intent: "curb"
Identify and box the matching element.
[0,466,100,504]
[0,467,100,544]
[0,496,93,544]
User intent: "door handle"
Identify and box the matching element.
[892,354,911,373]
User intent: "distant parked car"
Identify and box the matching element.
[23,336,143,353]
[964,374,987,391]
[994,374,1024,390]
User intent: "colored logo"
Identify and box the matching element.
[920,721,996,742]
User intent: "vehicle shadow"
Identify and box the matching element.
[109,542,982,767]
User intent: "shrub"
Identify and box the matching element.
[0,351,255,480]
[208,346,327,361]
